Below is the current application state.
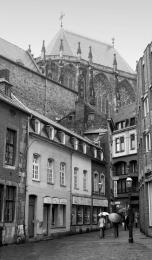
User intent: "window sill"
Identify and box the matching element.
[3,165,16,170]
[47,182,54,185]
[60,184,66,187]
[51,225,66,229]
[32,179,40,182]
[74,187,79,190]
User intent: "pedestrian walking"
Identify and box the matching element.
[98,215,106,238]
[124,214,129,230]
[113,222,119,238]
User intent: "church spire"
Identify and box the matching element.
[88,46,93,64]
[27,44,31,54]
[77,42,81,60]
[41,40,46,61]
[113,53,117,72]
[59,39,64,58]
[112,37,117,72]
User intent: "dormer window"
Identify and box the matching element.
[35,120,41,134]
[100,151,103,160]
[59,131,66,144]
[46,125,55,140]
[74,138,79,150]
[93,148,97,158]
[83,143,87,154]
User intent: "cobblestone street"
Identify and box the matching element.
[0,228,152,260]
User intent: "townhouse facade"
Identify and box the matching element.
[111,104,139,215]
[25,109,107,241]
[136,42,152,236]
[0,78,29,245]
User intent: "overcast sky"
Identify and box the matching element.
[1,0,152,70]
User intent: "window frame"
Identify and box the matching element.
[60,162,66,186]
[5,128,17,166]
[4,186,16,223]
[74,167,79,190]
[32,154,40,181]
[47,158,54,184]
[83,170,87,191]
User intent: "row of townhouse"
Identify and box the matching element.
[109,104,139,215]
[0,78,108,245]
[136,42,152,237]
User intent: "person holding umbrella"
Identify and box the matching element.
[98,213,106,238]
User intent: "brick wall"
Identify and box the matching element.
[0,57,77,120]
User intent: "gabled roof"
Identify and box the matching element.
[0,37,39,72]
[29,108,101,147]
[0,91,30,115]
[46,28,135,74]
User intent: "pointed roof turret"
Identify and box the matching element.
[59,39,64,58]
[77,42,81,60]
[113,53,117,72]
[27,44,31,54]
[41,40,46,61]
[88,46,93,64]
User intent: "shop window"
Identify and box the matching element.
[83,206,91,224]
[0,185,4,221]
[5,128,17,166]
[74,167,79,189]
[51,204,66,227]
[77,205,83,225]
[83,170,87,191]
[71,205,77,225]
[130,134,135,150]
[60,162,66,186]
[47,159,54,184]
[32,154,40,181]
[92,207,98,224]
[4,186,16,222]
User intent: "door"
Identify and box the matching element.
[43,204,50,235]
[28,195,36,238]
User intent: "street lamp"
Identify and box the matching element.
[126,177,134,243]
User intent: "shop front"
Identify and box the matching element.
[92,198,108,229]
[71,196,91,233]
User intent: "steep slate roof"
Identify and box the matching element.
[0,37,39,72]
[113,103,136,122]
[46,28,134,74]
[29,108,101,147]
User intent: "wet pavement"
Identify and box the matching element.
[0,228,152,260]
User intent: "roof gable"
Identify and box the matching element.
[0,37,39,72]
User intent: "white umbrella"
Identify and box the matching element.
[98,212,109,217]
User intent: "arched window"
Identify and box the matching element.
[100,173,105,195]
[63,64,76,90]
[93,172,99,193]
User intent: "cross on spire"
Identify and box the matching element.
[59,12,65,28]
[112,37,115,49]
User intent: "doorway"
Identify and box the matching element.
[28,195,36,238]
